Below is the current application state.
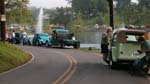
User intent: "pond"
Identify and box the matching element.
[78,31,103,49]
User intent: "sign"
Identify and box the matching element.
[1,15,6,21]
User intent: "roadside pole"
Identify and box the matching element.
[107,0,114,30]
[0,0,6,41]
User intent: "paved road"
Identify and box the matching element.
[0,46,150,84]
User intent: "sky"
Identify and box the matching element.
[29,0,138,9]
[131,0,138,4]
[28,0,70,9]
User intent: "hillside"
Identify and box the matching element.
[0,42,32,73]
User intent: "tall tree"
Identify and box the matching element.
[6,0,33,25]
[67,0,108,19]
[49,7,72,27]
[138,0,150,9]
[115,0,131,21]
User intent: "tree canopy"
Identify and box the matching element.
[6,0,33,25]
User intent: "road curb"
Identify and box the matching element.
[0,52,35,76]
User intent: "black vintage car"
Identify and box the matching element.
[14,33,23,44]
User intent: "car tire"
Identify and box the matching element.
[60,43,64,48]
[74,43,80,49]
[35,41,40,46]
[45,41,49,47]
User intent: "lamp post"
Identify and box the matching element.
[0,0,6,41]
[107,0,114,30]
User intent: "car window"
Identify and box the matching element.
[126,35,137,42]
[39,34,49,37]
[126,33,144,43]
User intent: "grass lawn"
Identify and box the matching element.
[0,42,32,73]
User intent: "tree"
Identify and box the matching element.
[67,0,108,19]
[68,13,85,38]
[122,0,150,25]
[138,0,150,9]
[49,7,72,27]
[6,0,33,25]
[115,0,131,23]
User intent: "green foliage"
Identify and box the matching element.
[138,0,150,9]
[6,0,33,25]
[39,0,150,35]
[121,1,150,26]
[0,42,31,73]
[49,7,72,26]
[68,13,85,38]
[70,0,108,19]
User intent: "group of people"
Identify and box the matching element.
[7,29,28,45]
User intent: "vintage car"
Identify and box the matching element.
[51,29,80,48]
[14,32,23,44]
[26,35,34,45]
[32,33,51,46]
[104,28,146,68]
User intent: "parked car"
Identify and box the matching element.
[26,35,34,45]
[51,29,80,48]
[14,32,23,44]
[32,33,51,46]
[104,28,146,68]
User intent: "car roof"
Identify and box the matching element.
[113,28,145,34]
[35,33,48,35]
[52,29,69,33]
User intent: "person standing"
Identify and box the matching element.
[11,30,16,44]
[101,26,112,63]
[22,31,27,44]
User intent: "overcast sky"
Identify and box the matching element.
[29,0,138,9]
[28,0,70,9]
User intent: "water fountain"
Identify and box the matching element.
[36,8,43,33]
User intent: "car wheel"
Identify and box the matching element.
[29,42,32,45]
[60,43,64,48]
[35,41,39,46]
[45,41,49,47]
[74,43,80,49]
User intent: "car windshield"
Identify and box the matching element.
[57,33,69,39]
[39,34,49,37]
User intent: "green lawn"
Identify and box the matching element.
[0,42,32,73]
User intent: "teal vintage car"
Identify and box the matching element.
[32,33,51,46]
[105,29,146,68]
[51,29,80,48]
